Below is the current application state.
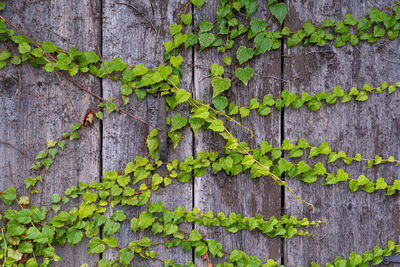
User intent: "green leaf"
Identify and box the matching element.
[15,209,32,224]
[0,49,11,61]
[105,100,117,113]
[51,193,61,204]
[208,119,225,132]
[2,188,17,205]
[188,229,202,241]
[18,42,31,54]
[212,95,228,111]
[212,77,231,98]
[48,148,58,159]
[236,45,254,65]
[268,1,288,25]
[169,23,182,36]
[87,237,105,253]
[199,20,213,33]
[168,131,182,149]
[181,13,192,26]
[250,17,267,34]
[42,157,53,170]
[243,0,258,18]
[170,55,183,68]
[235,67,254,86]
[139,212,155,230]
[191,0,204,9]
[210,63,224,77]
[42,41,58,53]
[189,117,204,135]
[119,248,133,266]
[239,107,250,118]
[18,241,33,254]
[170,114,188,132]
[254,34,273,55]
[67,228,83,246]
[198,33,215,48]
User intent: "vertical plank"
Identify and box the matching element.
[193,1,283,264]
[0,0,101,265]
[101,0,193,265]
[284,0,400,265]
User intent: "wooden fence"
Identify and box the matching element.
[0,0,399,266]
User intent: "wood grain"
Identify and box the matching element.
[193,1,283,265]
[101,0,193,265]
[284,0,400,265]
[0,0,101,265]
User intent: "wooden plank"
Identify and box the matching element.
[101,0,193,265]
[0,0,101,266]
[284,0,400,265]
[193,1,283,265]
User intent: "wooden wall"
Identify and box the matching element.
[0,0,399,266]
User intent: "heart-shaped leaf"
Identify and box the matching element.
[235,67,254,86]
[236,46,254,65]
[212,77,231,98]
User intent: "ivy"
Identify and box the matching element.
[0,0,399,266]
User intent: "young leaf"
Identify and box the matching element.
[235,67,254,86]
[268,0,288,25]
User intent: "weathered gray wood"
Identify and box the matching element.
[101,0,193,265]
[0,0,101,266]
[193,1,283,264]
[284,0,400,265]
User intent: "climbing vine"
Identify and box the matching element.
[0,0,400,266]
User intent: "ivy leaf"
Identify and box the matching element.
[210,63,224,77]
[139,212,155,230]
[18,241,33,254]
[199,20,213,33]
[254,34,273,55]
[67,228,83,246]
[212,77,231,98]
[235,67,254,86]
[0,49,11,61]
[250,17,267,34]
[212,95,228,111]
[15,209,32,224]
[236,46,254,65]
[169,23,182,36]
[208,119,224,132]
[36,150,47,160]
[87,237,105,254]
[268,0,288,25]
[198,33,215,49]
[168,131,182,149]
[105,100,116,113]
[170,114,188,132]
[170,55,183,68]
[51,193,61,204]
[48,148,58,159]
[104,219,120,237]
[191,0,204,9]
[188,229,202,241]
[189,117,204,135]
[180,13,192,26]
[42,157,53,170]
[119,248,133,266]
[243,0,258,18]
[42,41,58,53]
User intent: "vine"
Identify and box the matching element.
[0,0,400,266]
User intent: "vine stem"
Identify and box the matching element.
[186,93,315,212]
[0,14,151,127]
[126,230,143,267]
[1,227,6,267]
